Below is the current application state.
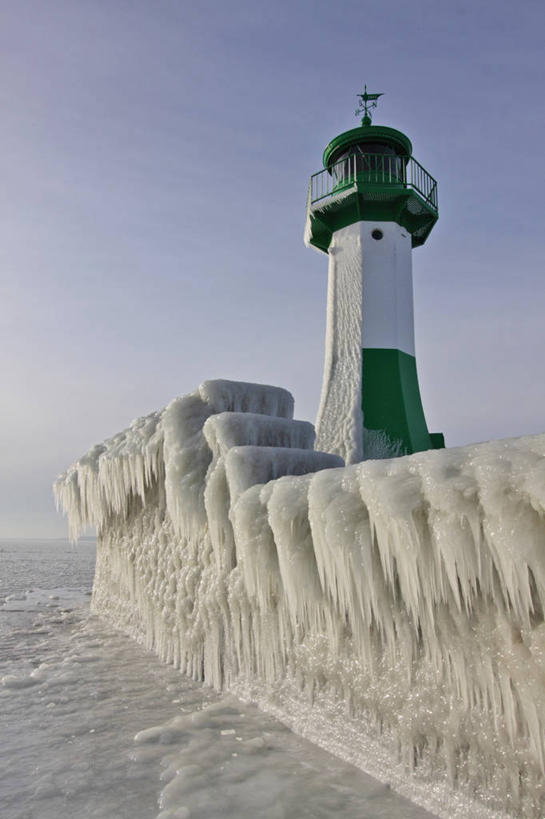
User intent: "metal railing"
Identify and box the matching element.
[309,153,438,212]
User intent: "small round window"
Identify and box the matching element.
[371,229,383,241]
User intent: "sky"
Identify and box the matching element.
[1,0,544,537]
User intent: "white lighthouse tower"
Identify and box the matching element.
[305,87,443,463]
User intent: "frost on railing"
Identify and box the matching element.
[308,153,438,212]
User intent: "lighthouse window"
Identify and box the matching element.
[372,229,384,240]
[332,143,403,185]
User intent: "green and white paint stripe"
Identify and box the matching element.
[315,221,440,461]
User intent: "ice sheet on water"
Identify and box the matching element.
[54,379,545,817]
[1,600,437,819]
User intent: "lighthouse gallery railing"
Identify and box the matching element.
[309,153,438,213]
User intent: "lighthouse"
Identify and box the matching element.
[305,87,444,463]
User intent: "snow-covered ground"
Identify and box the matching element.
[0,538,435,819]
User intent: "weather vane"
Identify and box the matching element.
[355,85,383,126]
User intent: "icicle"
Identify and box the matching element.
[54,381,545,818]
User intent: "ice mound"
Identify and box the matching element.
[198,379,294,418]
[224,447,343,502]
[55,379,545,817]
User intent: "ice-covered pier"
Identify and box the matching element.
[56,379,545,818]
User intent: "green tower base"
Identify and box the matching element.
[362,348,444,457]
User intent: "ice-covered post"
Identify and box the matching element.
[306,86,443,462]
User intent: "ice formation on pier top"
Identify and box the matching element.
[55,379,545,818]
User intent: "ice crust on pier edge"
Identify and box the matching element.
[55,379,545,818]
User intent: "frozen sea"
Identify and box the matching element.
[0,538,436,819]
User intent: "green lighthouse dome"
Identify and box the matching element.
[323,123,413,170]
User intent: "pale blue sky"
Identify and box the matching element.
[1,0,544,536]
